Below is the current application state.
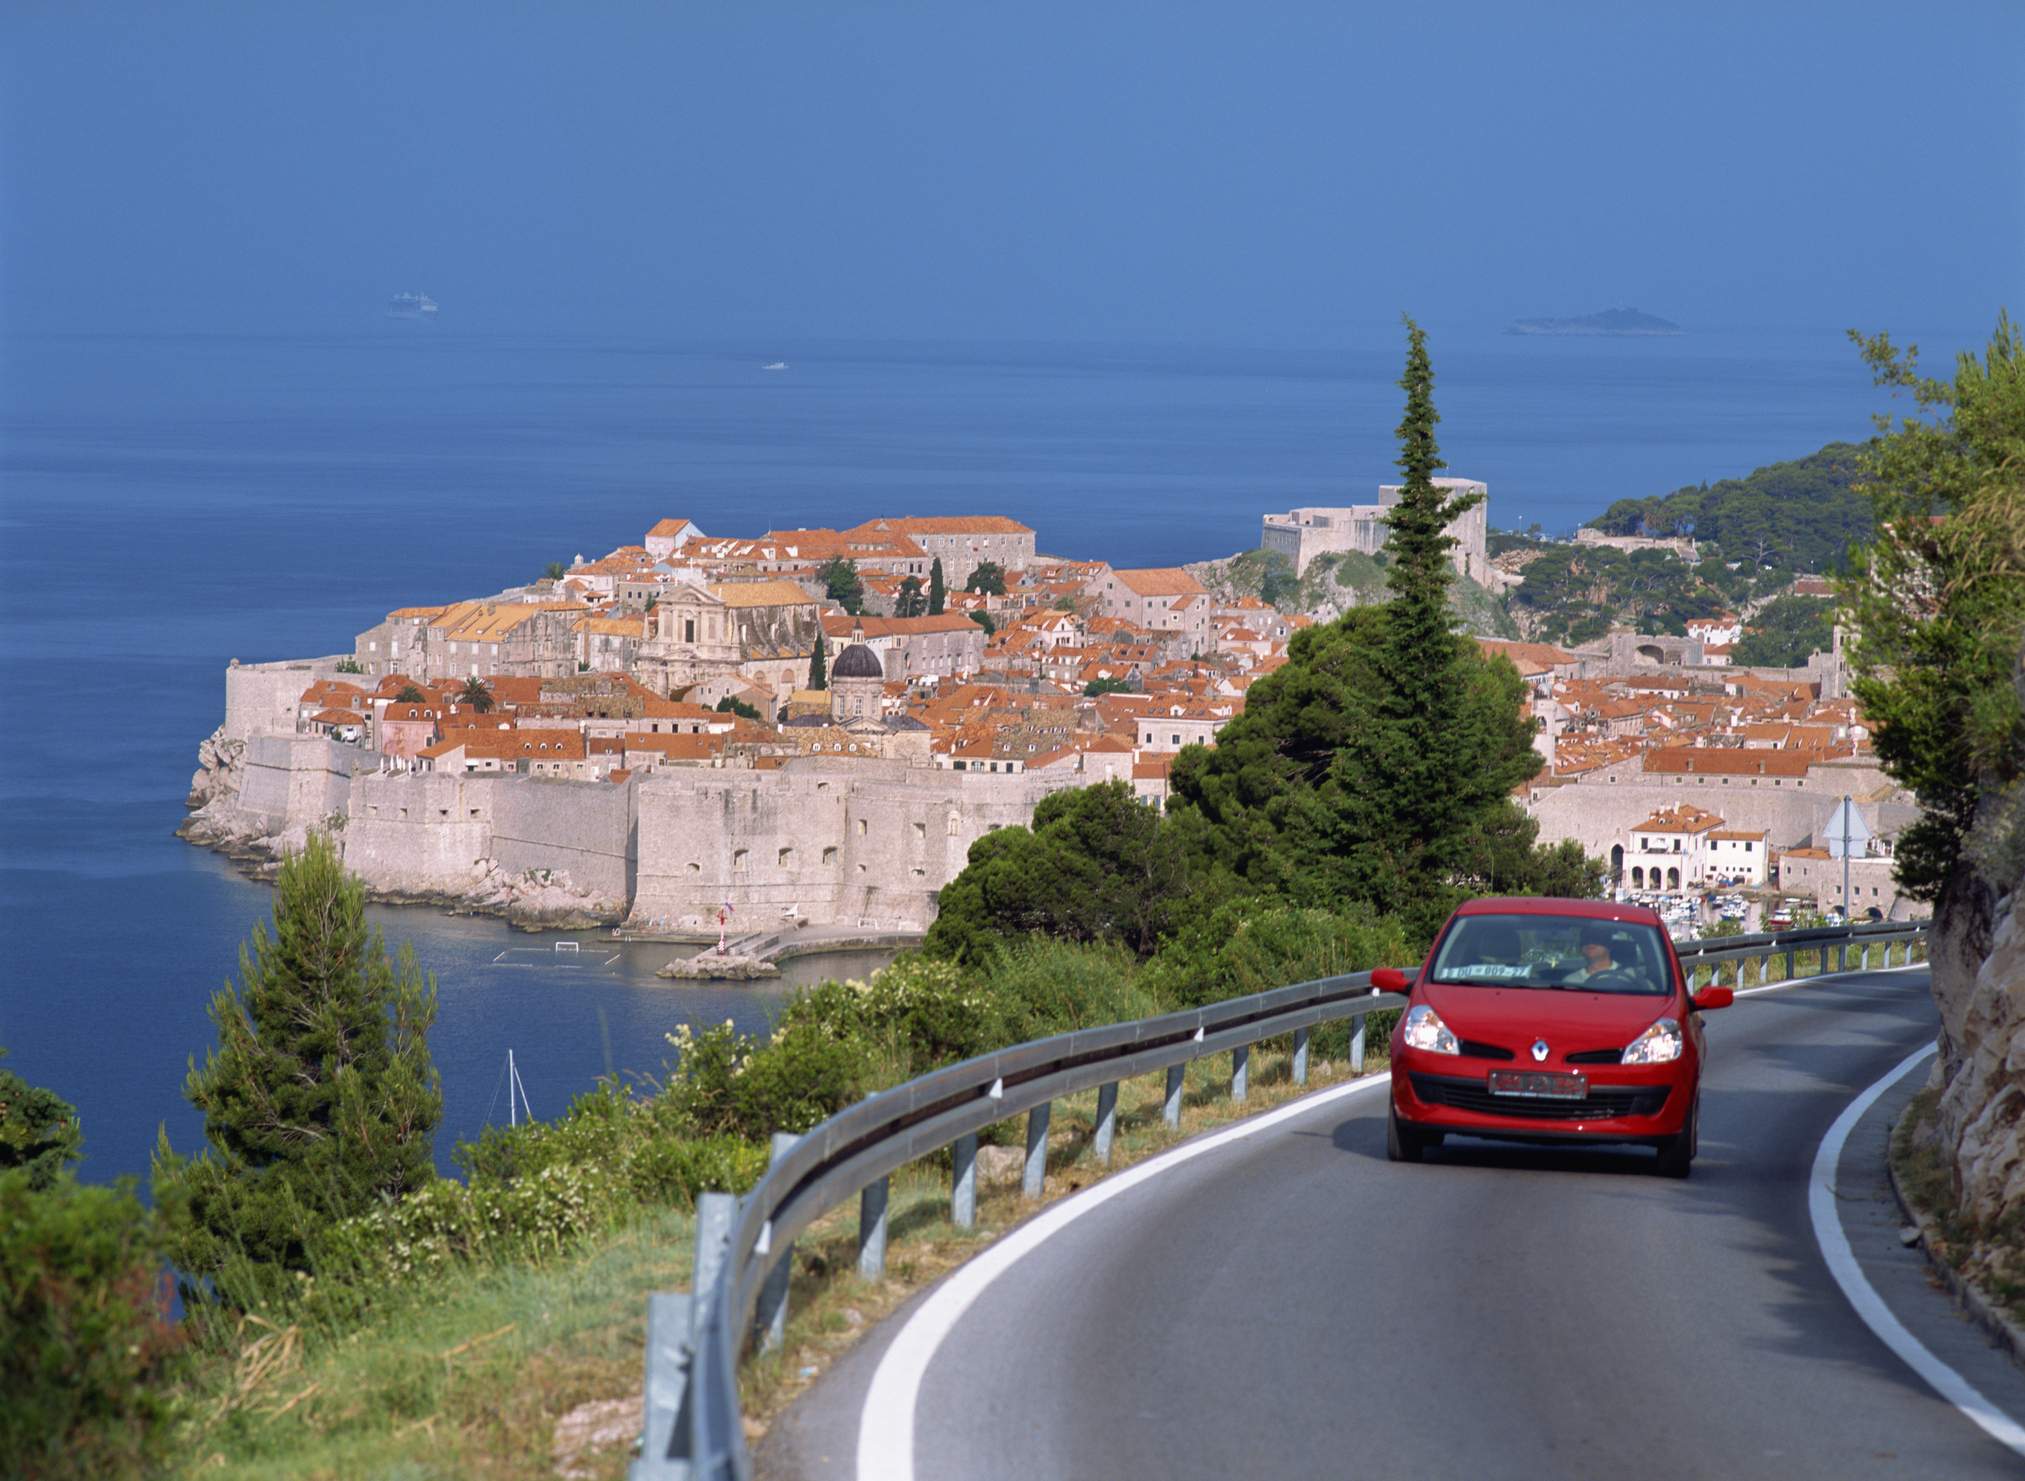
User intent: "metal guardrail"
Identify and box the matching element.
[629,917,1930,1479]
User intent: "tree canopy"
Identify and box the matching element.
[0,1050,82,1190]
[808,631,828,690]
[895,575,927,618]
[965,561,1006,596]
[822,558,865,614]
[1732,594,1835,668]
[1843,316,2025,899]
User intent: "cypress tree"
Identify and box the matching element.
[809,631,828,690]
[1374,316,1489,901]
[928,557,946,615]
[153,833,440,1309]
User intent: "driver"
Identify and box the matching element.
[1563,925,1624,986]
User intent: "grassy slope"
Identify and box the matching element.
[177,1209,692,1481]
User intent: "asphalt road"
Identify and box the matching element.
[763,968,2025,1480]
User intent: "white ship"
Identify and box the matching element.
[388,292,439,319]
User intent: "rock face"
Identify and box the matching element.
[657,951,779,981]
[369,859,626,932]
[1933,885,2025,1228]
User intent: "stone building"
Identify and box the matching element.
[635,579,824,710]
[828,637,886,726]
[817,612,986,684]
[842,516,1037,589]
[1081,567,1215,655]
[1261,477,1491,585]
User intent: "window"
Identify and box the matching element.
[822,846,838,865]
[913,822,926,840]
[733,849,748,870]
[778,847,793,867]
[858,819,868,835]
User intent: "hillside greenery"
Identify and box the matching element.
[1732,594,1836,668]
[1588,441,1868,573]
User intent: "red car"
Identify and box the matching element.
[1380,897,1731,1177]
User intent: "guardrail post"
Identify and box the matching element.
[1785,945,1797,982]
[1163,1064,1184,1128]
[754,1132,798,1354]
[1094,1081,1119,1166]
[1231,1044,1250,1103]
[858,1176,889,1281]
[633,1290,693,1479]
[1023,1101,1050,1199]
[1292,1027,1310,1087]
[1351,1016,1368,1074]
[951,1133,978,1229]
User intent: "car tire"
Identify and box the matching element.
[1387,1103,1435,1164]
[1655,1094,1698,1178]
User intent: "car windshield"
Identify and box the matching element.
[1428,914,1673,996]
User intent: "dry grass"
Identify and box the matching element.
[177,1042,1384,1479]
[1892,1085,2025,1326]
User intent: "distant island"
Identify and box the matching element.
[1507,307,1681,337]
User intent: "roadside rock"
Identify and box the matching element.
[1935,887,2025,1228]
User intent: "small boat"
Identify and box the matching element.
[762,361,788,371]
[388,292,439,319]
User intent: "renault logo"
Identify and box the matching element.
[1532,1039,1550,1062]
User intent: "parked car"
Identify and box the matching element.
[1380,897,1731,1177]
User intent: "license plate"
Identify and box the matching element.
[1487,1070,1589,1100]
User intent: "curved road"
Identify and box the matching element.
[765,967,2025,1479]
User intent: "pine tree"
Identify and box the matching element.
[928,557,946,615]
[809,631,828,690]
[895,576,926,618]
[153,834,440,1308]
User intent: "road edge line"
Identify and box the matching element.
[1808,1041,2025,1459]
[855,1070,1392,1481]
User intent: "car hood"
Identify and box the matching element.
[1419,980,1675,1049]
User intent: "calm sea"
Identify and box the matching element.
[0,325,1918,1182]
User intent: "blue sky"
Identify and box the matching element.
[3,1,2020,342]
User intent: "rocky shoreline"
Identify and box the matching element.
[177,727,624,932]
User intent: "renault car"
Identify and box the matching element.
[1381,897,1731,1176]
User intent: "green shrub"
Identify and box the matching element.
[0,1170,182,1477]
[664,1018,882,1141]
[629,1134,770,1206]
[1139,898,1412,1010]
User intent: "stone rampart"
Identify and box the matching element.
[490,777,636,903]
[342,772,496,885]
[630,758,1065,931]
[223,656,352,741]
[235,734,363,833]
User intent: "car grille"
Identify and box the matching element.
[1456,1038,1516,1061]
[1564,1047,1626,1065]
[1409,1073,1671,1122]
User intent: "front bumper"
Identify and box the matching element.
[1392,1054,1690,1144]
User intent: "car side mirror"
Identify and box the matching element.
[1693,986,1733,1011]
[1371,966,1412,994]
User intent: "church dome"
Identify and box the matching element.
[831,642,884,680]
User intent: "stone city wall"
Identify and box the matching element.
[1526,779,1852,863]
[235,734,364,833]
[629,758,1068,931]
[223,657,352,741]
[342,772,497,886]
[489,775,636,904]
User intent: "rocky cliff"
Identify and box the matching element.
[1933,885,2025,1228]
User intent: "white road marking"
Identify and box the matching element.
[855,1070,1393,1481]
[1809,1041,2025,1459]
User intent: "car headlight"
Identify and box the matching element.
[1403,1004,1459,1056]
[1621,1017,1683,1065]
